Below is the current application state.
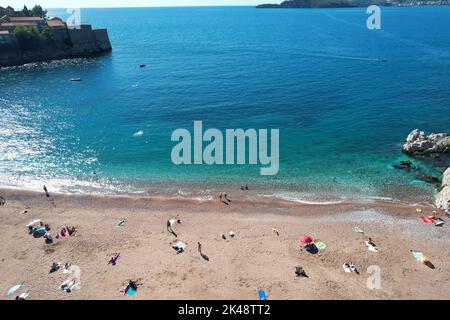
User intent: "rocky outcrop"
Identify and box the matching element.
[436,167,450,212]
[403,129,450,155]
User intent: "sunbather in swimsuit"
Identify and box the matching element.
[108,253,120,266]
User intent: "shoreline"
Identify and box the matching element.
[0,185,436,210]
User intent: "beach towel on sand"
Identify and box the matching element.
[126,287,136,296]
[258,290,267,300]
[26,219,41,228]
[33,227,47,238]
[353,226,364,234]
[172,241,187,254]
[420,216,435,224]
[434,218,445,227]
[6,284,21,296]
[315,242,326,250]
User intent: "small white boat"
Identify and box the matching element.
[70,78,81,82]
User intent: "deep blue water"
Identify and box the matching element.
[1,6,449,202]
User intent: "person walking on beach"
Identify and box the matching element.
[43,185,50,198]
[0,196,5,207]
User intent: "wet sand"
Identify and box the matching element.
[0,187,449,300]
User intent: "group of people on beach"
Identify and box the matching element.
[55,226,77,240]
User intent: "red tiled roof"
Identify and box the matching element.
[47,19,66,28]
[9,17,44,22]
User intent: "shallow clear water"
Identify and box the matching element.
[1,6,449,202]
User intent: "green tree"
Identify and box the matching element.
[31,5,47,18]
[21,5,30,17]
[13,25,50,51]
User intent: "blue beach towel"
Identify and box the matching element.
[127,287,136,296]
[258,290,267,300]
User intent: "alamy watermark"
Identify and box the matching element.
[367,265,381,290]
[171,121,279,175]
[366,5,381,30]
[66,7,81,29]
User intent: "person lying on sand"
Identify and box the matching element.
[364,238,378,252]
[108,253,120,266]
[56,226,76,239]
[44,233,53,244]
[15,291,30,300]
[120,279,143,295]
[294,266,308,278]
[367,237,376,247]
[343,262,359,274]
[171,240,187,254]
[67,226,76,236]
[49,262,62,273]
[224,193,232,203]
[60,278,77,293]
[56,228,68,239]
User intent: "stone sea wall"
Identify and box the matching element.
[0,27,112,68]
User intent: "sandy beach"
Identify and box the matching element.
[0,187,449,300]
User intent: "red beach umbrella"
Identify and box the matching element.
[299,235,313,244]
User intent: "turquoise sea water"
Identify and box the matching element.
[1,6,449,203]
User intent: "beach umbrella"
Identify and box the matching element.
[298,235,313,244]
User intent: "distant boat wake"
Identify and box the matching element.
[300,51,382,62]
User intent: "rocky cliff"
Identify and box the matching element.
[403,129,450,155]
[436,167,450,212]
